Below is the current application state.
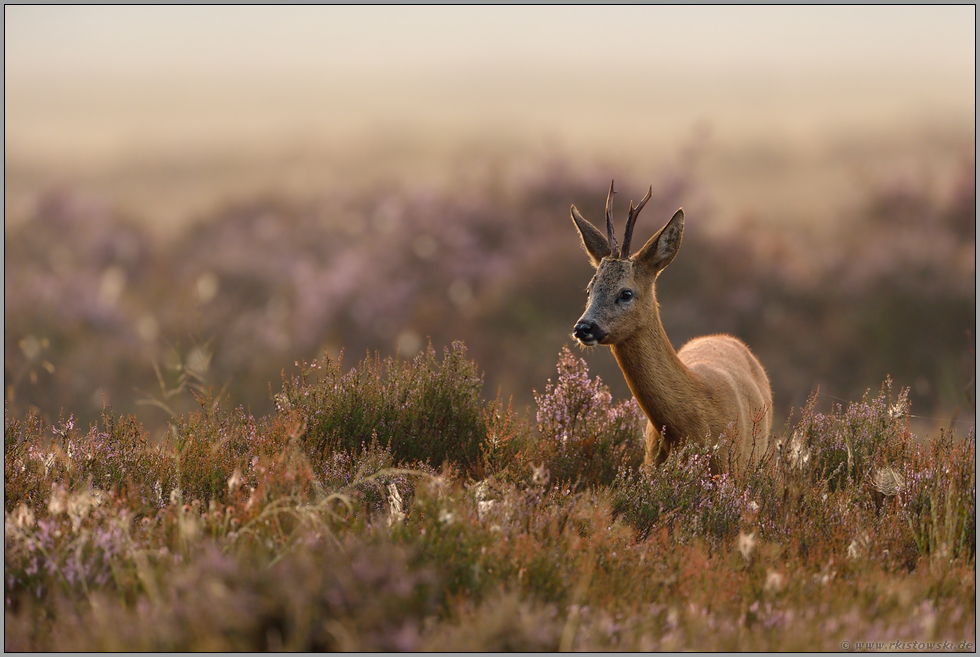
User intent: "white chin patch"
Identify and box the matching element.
[577,337,599,347]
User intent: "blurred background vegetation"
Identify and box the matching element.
[4,6,975,439]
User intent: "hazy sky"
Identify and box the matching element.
[4,5,975,230]
[6,5,974,79]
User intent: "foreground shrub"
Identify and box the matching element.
[5,540,440,652]
[421,591,560,651]
[276,341,526,479]
[3,405,175,516]
[612,443,745,542]
[168,400,267,507]
[748,381,924,564]
[532,347,645,489]
[784,379,912,492]
[901,427,976,561]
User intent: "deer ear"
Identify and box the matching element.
[571,205,612,267]
[633,208,684,275]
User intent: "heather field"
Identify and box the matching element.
[3,343,976,650]
[4,151,977,652]
[4,148,976,652]
[4,6,976,651]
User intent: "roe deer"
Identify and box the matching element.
[570,181,772,470]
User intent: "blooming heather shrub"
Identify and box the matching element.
[277,341,514,478]
[783,379,912,492]
[4,407,51,514]
[740,382,941,566]
[532,346,645,489]
[479,394,533,481]
[315,439,435,518]
[421,591,560,651]
[407,472,635,607]
[612,443,744,542]
[12,541,441,651]
[168,400,269,506]
[901,428,976,561]
[5,490,132,611]
[407,471,499,599]
[3,405,175,516]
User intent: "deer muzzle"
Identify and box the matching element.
[572,320,607,346]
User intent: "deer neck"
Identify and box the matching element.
[610,306,709,444]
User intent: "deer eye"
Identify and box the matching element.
[618,289,634,302]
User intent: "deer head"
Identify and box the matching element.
[570,181,684,346]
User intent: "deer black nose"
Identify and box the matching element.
[573,321,605,345]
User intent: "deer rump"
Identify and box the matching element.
[669,335,772,463]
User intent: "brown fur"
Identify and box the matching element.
[571,198,772,471]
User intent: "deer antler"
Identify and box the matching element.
[621,185,653,258]
[605,180,619,257]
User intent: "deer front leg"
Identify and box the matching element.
[643,421,668,467]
